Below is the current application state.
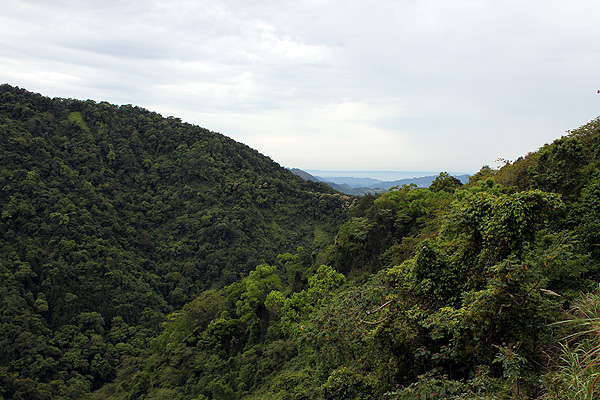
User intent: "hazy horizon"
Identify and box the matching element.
[303,169,471,182]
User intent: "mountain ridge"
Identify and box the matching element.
[291,168,470,194]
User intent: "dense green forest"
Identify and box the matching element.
[0,84,350,398]
[2,84,600,399]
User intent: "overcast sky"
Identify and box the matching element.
[1,0,599,176]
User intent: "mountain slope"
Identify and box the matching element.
[4,82,600,400]
[289,168,320,182]
[96,116,600,400]
[0,84,351,397]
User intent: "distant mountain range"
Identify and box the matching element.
[290,168,470,195]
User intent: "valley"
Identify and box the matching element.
[1,84,600,399]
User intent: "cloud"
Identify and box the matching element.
[1,0,599,173]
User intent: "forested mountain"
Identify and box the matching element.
[288,168,320,182]
[2,84,600,400]
[0,84,351,398]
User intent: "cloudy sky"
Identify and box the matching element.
[1,0,599,176]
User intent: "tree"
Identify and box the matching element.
[429,172,463,194]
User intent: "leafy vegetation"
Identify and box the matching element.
[2,84,600,399]
[0,84,350,398]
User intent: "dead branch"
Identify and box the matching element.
[365,299,396,316]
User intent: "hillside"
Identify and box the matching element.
[288,168,320,182]
[92,116,600,400]
[3,83,600,400]
[0,84,351,397]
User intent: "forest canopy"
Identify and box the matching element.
[2,84,600,399]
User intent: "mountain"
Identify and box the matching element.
[3,83,600,400]
[94,116,600,400]
[369,173,470,190]
[292,169,470,195]
[305,170,444,181]
[0,84,351,397]
[288,168,320,182]
[317,176,384,188]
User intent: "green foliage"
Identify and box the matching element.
[383,372,474,400]
[549,290,600,400]
[492,343,527,397]
[429,172,463,194]
[4,84,600,400]
[327,184,454,274]
[98,110,600,400]
[272,264,346,335]
[0,85,350,398]
[556,342,600,400]
[364,180,592,399]
[320,366,377,399]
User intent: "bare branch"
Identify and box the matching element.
[365,299,396,316]
[360,312,398,325]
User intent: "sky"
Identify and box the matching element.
[1,0,599,177]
